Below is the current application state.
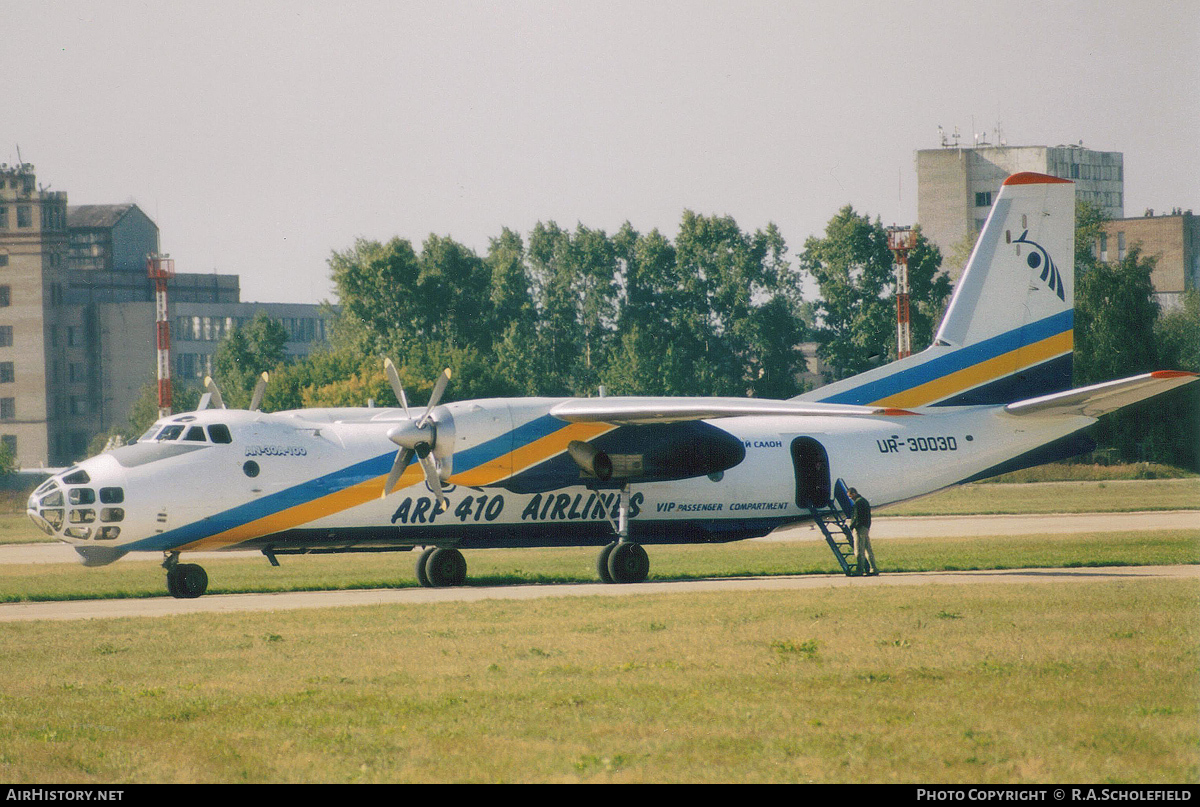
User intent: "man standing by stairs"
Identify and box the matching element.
[848,488,878,576]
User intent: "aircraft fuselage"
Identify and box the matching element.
[28,397,1091,559]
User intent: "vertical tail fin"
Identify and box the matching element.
[798,172,1075,407]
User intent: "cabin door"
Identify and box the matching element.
[790,437,831,508]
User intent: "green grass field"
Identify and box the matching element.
[1,474,1196,783]
[882,478,1200,516]
[0,579,1195,783]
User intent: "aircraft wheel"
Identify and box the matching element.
[606,542,649,584]
[597,542,617,583]
[167,563,208,599]
[424,547,467,588]
[415,547,437,587]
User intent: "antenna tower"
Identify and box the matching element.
[147,254,175,417]
[887,227,917,359]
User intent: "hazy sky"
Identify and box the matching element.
[4,1,1197,304]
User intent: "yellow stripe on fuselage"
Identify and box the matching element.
[181,420,618,551]
[872,330,1073,408]
[179,464,427,551]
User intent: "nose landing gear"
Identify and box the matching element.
[163,552,209,598]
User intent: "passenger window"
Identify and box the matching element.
[208,424,233,444]
[99,487,124,504]
[184,426,207,442]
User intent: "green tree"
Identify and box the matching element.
[1149,290,1200,470]
[211,312,290,409]
[800,207,947,381]
[1073,244,1159,385]
[604,214,807,397]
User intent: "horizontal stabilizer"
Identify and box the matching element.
[551,397,918,424]
[1004,371,1198,419]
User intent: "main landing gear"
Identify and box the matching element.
[595,484,649,584]
[163,552,209,599]
[597,540,649,584]
[415,546,467,588]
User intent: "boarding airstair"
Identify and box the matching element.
[806,478,859,576]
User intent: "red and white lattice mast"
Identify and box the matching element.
[887,226,917,359]
[147,254,175,417]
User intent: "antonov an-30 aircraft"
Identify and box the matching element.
[27,172,1197,597]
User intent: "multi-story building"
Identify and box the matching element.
[1098,210,1199,310]
[0,163,332,469]
[917,141,1124,280]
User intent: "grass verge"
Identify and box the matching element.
[2,530,1197,603]
[0,579,1195,783]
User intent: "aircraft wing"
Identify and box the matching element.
[1004,371,1198,419]
[550,396,916,424]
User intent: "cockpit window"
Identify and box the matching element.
[62,469,90,485]
[207,424,233,444]
[184,426,207,442]
[136,426,160,443]
[155,425,185,442]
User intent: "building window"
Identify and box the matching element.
[0,398,14,420]
[0,326,11,347]
[0,286,8,307]
[0,206,7,228]
[1117,232,1126,262]
[1,435,15,458]
[1099,233,1108,262]
[17,206,32,228]
[975,191,993,207]
[0,255,8,268]
[0,363,12,383]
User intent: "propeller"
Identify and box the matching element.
[249,372,269,411]
[380,360,453,512]
[203,376,226,410]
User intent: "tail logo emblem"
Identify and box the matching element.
[1015,231,1065,301]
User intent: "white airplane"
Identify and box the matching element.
[27,172,1197,597]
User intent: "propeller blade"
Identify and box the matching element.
[249,372,269,411]
[418,368,452,428]
[381,447,414,499]
[417,450,447,512]
[203,376,226,410]
[383,358,410,415]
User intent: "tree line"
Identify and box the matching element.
[104,203,1198,470]
[221,207,949,412]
